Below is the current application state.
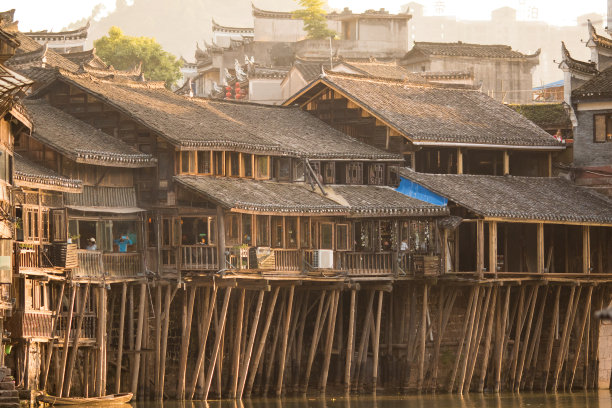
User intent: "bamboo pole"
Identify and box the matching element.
[542,285,561,390]
[320,289,339,394]
[116,282,127,395]
[63,283,90,397]
[203,287,233,401]
[57,283,77,396]
[130,283,147,397]
[237,289,265,399]
[344,289,356,394]
[245,286,279,397]
[42,282,66,391]
[177,284,196,399]
[231,289,246,398]
[188,286,216,399]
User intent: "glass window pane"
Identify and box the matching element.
[242,214,252,245]
[320,223,333,250]
[181,151,190,173]
[336,224,348,250]
[256,215,269,246]
[256,156,269,179]
[285,217,297,249]
[197,151,211,174]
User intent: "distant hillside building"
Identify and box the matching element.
[23,23,89,54]
[400,41,540,103]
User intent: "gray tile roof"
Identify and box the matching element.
[37,70,400,160]
[23,99,157,167]
[289,72,563,148]
[407,42,539,59]
[175,175,448,217]
[400,169,612,225]
[15,153,82,192]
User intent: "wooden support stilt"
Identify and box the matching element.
[153,283,161,397]
[231,289,246,398]
[477,286,498,392]
[177,285,196,399]
[461,286,487,394]
[42,282,66,391]
[507,285,526,388]
[245,287,280,397]
[302,290,328,393]
[515,286,539,390]
[188,286,216,400]
[560,287,582,390]
[542,285,561,390]
[130,283,147,398]
[494,286,511,392]
[203,287,233,401]
[320,289,340,394]
[417,285,428,392]
[525,288,548,390]
[552,286,576,391]
[448,286,476,393]
[63,283,91,397]
[294,291,309,389]
[57,283,77,396]
[430,287,457,391]
[569,286,593,389]
[276,286,295,396]
[355,290,375,392]
[158,284,172,400]
[237,290,265,399]
[263,304,283,396]
[344,289,356,394]
[116,282,127,395]
[465,285,493,392]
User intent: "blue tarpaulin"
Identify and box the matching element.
[396,177,448,207]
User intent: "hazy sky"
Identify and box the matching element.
[7,0,608,32]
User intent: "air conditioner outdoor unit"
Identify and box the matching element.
[312,249,334,269]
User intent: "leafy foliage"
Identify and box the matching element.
[292,0,337,40]
[94,26,182,88]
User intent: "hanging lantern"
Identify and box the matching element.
[226,92,232,98]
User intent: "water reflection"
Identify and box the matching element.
[62,391,612,408]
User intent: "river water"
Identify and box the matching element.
[118,391,612,408]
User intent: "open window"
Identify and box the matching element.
[227,152,240,177]
[242,154,253,178]
[319,223,334,250]
[242,214,252,245]
[336,223,350,251]
[368,163,385,185]
[271,216,284,248]
[285,217,298,249]
[275,158,291,181]
[181,216,216,246]
[24,208,39,242]
[197,151,212,175]
[213,151,224,176]
[300,217,310,248]
[180,151,196,174]
[225,214,240,245]
[256,215,270,246]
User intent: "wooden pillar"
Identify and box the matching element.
[457,148,463,174]
[237,289,265,399]
[116,282,127,394]
[217,206,226,269]
[320,289,340,394]
[231,289,246,398]
[417,284,428,392]
[188,287,216,400]
[177,285,196,399]
[547,152,552,177]
[130,283,147,397]
[158,284,172,400]
[503,150,510,175]
[477,220,485,277]
[537,223,545,273]
[489,221,498,276]
[64,283,91,397]
[57,283,77,396]
[42,282,66,391]
[276,285,295,396]
[344,289,356,393]
[203,287,232,401]
[371,290,384,393]
[583,226,591,274]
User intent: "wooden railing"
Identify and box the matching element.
[16,243,39,269]
[56,313,97,340]
[180,245,217,270]
[336,252,394,276]
[74,250,143,279]
[103,253,142,278]
[8,310,53,338]
[73,250,103,278]
[274,249,301,272]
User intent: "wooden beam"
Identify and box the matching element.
[457,148,463,174]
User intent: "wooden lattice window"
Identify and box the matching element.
[368,164,385,185]
[594,113,612,143]
[323,162,335,184]
[346,162,363,184]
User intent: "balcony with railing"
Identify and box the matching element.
[8,309,53,339]
[180,245,218,270]
[56,312,97,341]
[73,250,143,279]
[15,242,40,269]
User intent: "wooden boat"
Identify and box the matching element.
[38,392,133,405]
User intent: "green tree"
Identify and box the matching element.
[94,26,182,88]
[292,0,337,40]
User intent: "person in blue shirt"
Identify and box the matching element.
[114,234,133,253]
